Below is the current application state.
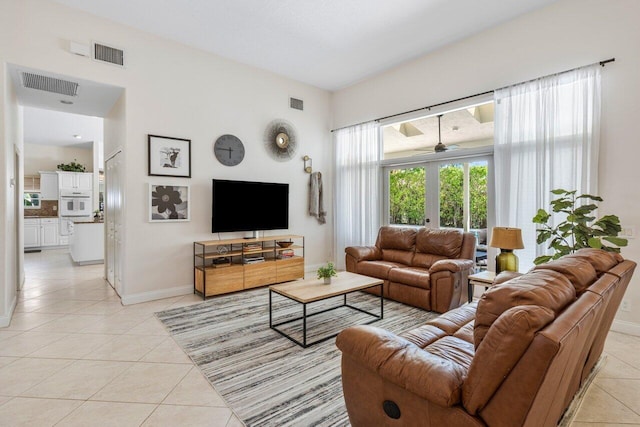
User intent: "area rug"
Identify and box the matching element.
[156,288,438,426]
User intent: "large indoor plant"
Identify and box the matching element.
[532,189,627,265]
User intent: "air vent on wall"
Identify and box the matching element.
[94,42,125,67]
[21,72,79,97]
[290,97,303,111]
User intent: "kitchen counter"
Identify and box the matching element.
[69,222,104,265]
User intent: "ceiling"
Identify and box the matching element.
[15,0,556,150]
[52,0,558,91]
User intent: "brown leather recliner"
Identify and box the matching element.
[336,248,636,427]
[345,226,476,313]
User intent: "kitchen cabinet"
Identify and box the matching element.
[24,219,40,248]
[39,171,59,200]
[40,218,59,246]
[23,218,60,248]
[58,172,92,190]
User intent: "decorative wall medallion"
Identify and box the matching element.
[264,119,297,161]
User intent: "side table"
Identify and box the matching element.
[468,271,496,303]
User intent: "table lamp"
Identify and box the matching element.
[489,227,524,273]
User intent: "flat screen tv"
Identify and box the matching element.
[212,179,289,233]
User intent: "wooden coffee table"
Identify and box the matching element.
[269,271,383,348]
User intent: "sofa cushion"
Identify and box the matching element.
[416,228,464,259]
[474,269,576,348]
[463,305,555,414]
[564,248,623,276]
[412,252,448,269]
[533,257,597,295]
[388,266,430,290]
[400,324,447,349]
[377,226,416,251]
[355,260,404,280]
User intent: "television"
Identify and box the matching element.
[212,179,289,233]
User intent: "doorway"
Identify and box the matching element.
[105,151,124,296]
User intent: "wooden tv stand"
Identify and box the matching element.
[193,234,304,299]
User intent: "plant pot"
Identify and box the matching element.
[323,277,331,285]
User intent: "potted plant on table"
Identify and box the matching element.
[532,189,627,265]
[317,262,337,284]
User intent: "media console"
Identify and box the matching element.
[193,234,304,299]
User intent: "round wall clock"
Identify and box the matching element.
[214,134,245,166]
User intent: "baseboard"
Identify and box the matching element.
[0,294,18,328]
[120,285,192,306]
[611,319,640,337]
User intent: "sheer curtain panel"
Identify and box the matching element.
[333,121,382,270]
[494,64,601,271]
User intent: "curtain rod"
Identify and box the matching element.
[331,57,615,133]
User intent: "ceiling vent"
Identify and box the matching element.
[94,42,125,67]
[290,97,303,111]
[21,72,79,96]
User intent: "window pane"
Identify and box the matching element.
[439,163,463,228]
[470,161,488,229]
[389,167,425,226]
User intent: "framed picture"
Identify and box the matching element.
[148,134,191,177]
[149,184,190,222]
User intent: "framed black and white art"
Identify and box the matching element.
[148,134,191,178]
[149,184,190,222]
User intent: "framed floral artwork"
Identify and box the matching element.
[149,184,190,222]
[148,134,191,178]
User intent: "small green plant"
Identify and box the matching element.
[317,262,337,279]
[532,189,627,265]
[57,159,86,172]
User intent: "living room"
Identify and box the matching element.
[1,0,639,425]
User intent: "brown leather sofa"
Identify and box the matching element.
[345,226,476,313]
[336,248,636,427]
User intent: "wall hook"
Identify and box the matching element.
[303,155,312,173]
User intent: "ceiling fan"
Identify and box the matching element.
[415,114,459,153]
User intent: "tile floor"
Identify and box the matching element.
[1,248,639,426]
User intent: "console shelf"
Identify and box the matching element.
[193,234,304,298]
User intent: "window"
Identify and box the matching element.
[382,100,495,270]
[24,192,41,209]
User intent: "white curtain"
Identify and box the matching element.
[494,64,601,271]
[333,121,382,270]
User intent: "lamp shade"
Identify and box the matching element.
[489,227,524,250]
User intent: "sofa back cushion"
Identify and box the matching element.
[415,228,463,258]
[463,305,555,414]
[474,269,576,348]
[564,248,623,276]
[533,257,597,295]
[376,226,416,265]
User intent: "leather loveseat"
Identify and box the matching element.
[336,248,636,427]
[345,226,476,313]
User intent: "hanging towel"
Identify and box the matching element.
[309,171,326,224]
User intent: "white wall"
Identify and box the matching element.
[23,143,93,174]
[332,0,640,333]
[0,65,21,327]
[0,0,332,310]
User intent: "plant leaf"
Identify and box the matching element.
[588,237,602,249]
[603,236,628,247]
[532,209,551,224]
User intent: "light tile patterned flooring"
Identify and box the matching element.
[1,249,639,426]
[0,249,242,426]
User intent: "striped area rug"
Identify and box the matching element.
[156,288,438,426]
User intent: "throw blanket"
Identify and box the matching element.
[309,171,326,224]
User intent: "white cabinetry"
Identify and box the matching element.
[57,172,92,190]
[24,219,40,248]
[40,218,59,246]
[39,172,59,200]
[23,218,60,248]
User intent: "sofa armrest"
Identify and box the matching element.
[494,270,523,285]
[345,245,381,262]
[336,325,467,407]
[430,259,475,274]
